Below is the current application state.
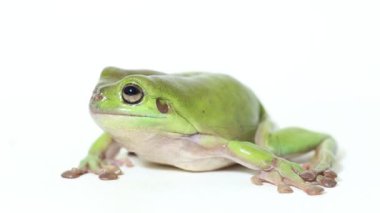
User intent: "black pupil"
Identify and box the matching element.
[124,86,139,95]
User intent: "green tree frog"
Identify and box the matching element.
[62,67,338,195]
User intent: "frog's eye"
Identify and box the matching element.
[122,84,144,104]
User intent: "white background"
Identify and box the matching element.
[1,0,379,212]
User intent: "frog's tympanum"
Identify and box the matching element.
[62,67,338,195]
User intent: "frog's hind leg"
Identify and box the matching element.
[225,141,326,195]
[255,118,337,186]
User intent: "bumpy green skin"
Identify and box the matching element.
[69,67,337,195]
[93,67,262,140]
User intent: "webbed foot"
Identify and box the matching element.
[61,155,123,180]
[251,159,337,195]
[300,169,337,188]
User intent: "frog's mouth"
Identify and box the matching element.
[90,109,166,119]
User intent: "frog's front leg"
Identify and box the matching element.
[62,133,132,180]
[225,141,326,195]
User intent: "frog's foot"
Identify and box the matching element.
[300,155,338,188]
[251,159,334,195]
[300,169,337,188]
[300,137,337,187]
[61,155,123,180]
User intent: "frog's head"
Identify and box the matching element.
[89,67,197,137]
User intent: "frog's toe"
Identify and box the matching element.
[277,184,293,193]
[323,170,337,179]
[300,170,317,181]
[300,169,338,187]
[61,168,87,179]
[305,185,324,195]
[99,171,119,180]
[251,171,294,194]
[316,175,337,188]
[251,174,263,185]
[97,165,122,180]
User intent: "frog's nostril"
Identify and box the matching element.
[93,93,104,101]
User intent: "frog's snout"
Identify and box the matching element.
[92,93,104,102]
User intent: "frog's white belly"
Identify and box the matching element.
[111,130,234,171]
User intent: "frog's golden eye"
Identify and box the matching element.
[122,84,144,104]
